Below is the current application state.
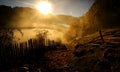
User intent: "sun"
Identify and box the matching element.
[36,1,52,14]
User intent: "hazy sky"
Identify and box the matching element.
[0,0,94,17]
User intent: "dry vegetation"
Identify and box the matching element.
[0,0,120,72]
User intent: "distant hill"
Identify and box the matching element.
[0,5,77,29]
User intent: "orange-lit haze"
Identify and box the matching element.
[0,0,95,43]
[3,1,77,43]
[12,10,70,43]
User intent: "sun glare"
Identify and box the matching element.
[36,1,52,14]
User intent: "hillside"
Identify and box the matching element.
[79,0,120,35]
[70,29,120,72]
